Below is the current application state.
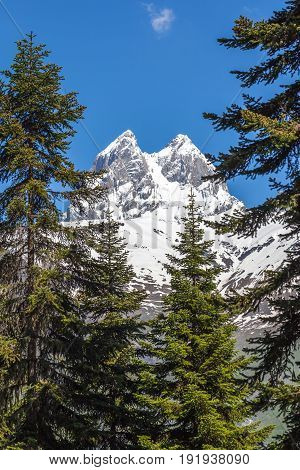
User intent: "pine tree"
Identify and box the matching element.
[203,0,299,243]
[243,250,300,449]
[74,210,147,449]
[203,1,300,448]
[0,33,104,449]
[138,192,269,450]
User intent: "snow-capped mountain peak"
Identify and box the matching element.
[92,129,139,172]
[168,133,192,146]
[89,130,239,220]
[156,134,215,185]
[120,129,136,139]
[67,130,294,330]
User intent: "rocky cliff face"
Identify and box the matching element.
[67,130,294,329]
[87,130,241,218]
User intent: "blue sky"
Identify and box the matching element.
[0,0,285,207]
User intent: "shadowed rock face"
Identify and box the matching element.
[94,130,148,184]
[67,130,295,330]
[157,134,214,185]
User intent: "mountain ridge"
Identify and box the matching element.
[67,130,294,329]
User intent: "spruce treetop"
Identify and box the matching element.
[139,191,269,450]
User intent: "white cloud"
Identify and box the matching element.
[144,4,175,33]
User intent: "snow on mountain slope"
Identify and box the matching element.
[88,130,239,220]
[67,130,294,328]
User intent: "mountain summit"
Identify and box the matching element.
[68,130,294,330]
[91,130,239,219]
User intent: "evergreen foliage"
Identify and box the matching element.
[138,192,268,450]
[75,211,146,449]
[203,1,300,449]
[0,33,104,449]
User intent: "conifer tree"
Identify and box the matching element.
[75,210,147,449]
[203,1,300,448]
[138,192,268,450]
[0,33,104,449]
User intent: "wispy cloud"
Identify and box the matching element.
[144,3,175,34]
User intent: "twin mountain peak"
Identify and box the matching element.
[68,129,291,329]
[91,129,237,221]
